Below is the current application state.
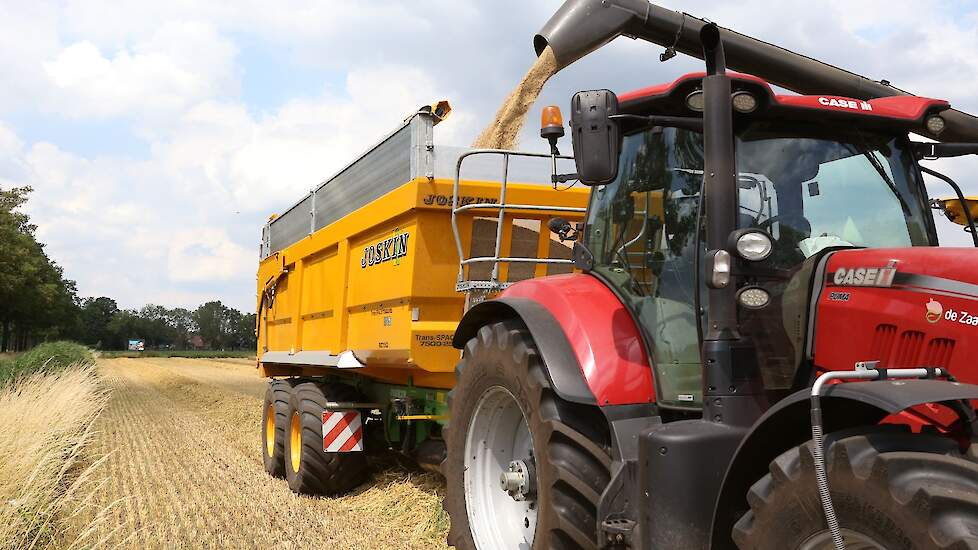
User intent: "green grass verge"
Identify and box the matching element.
[98,350,255,359]
[0,341,94,385]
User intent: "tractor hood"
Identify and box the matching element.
[811,247,978,387]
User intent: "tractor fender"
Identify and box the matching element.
[453,296,597,405]
[709,379,978,548]
[453,274,654,407]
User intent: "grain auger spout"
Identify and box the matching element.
[535,0,978,142]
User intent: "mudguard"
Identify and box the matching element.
[454,296,597,405]
[453,273,654,407]
[709,379,978,548]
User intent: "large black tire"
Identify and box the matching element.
[443,321,612,550]
[733,426,978,550]
[284,381,369,495]
[261,379,294,478]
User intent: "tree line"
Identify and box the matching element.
[0,186,255,352]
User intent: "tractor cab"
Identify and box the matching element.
[572,72,947,408]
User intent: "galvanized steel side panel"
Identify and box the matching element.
[268,194,312,255]
[263,115,427,258]
[312,122,412,233]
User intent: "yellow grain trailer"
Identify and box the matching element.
[257,103,588,494]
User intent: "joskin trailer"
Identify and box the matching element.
[256,102,589,491]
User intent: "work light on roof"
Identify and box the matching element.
[926,115,946,136]
[685,90,705,112]
[731,91,758,113]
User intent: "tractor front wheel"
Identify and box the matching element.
[444,321,612,550]
[733,426,978,550]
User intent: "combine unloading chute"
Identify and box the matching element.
[535,0,978,142]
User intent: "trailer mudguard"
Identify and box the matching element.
[709,380,978,548]
[453,274,654,407]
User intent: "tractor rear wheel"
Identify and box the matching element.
[443,321,612,550]
[733,426,978,550]
[261,379,294,478]
[284,381,369,495]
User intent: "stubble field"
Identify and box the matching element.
[85,358,450,549]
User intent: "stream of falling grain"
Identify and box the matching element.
[472,46,558,150]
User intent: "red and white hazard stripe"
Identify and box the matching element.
[322,410,363,453]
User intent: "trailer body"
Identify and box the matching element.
[256,109,586,416]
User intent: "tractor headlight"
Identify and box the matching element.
[737,286,771,309]
[733,230,773,262]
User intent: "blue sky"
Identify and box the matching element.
[0,0,976,311]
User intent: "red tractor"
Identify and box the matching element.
[442,2,978,549]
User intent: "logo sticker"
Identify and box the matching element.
[925,299,943,324]
[818,97,873,111]
[361,228,409,268]
[832,260,898,287]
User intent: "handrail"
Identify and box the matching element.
[451,149,583,293]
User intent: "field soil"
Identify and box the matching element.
[87,358,449,549]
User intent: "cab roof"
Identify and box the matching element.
[618,72,950,136]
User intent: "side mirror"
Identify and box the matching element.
[570,89,621,185]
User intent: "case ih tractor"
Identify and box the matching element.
[442,2,978,549]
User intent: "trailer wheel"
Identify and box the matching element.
[261,379,294,478]
[284,381,369,495]
[444,321,612,550]
[733,426,978,550]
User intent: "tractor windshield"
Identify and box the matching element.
[583,123,933,408]
[735,122,933,268]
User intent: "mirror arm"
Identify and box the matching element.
[610,114,704,133]
[913,142,978,159]
[920,165,978,247]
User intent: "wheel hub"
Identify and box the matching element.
[499,459,536,501]
[799,528,887,550]
[463,386,538,549]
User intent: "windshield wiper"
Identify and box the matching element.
[853,142,912,217]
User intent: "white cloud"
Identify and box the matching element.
[42,21,236,120]
[1,0,977,312]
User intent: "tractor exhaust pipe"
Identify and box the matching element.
[535,0,978,143]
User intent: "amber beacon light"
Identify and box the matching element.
[540,105,565,139]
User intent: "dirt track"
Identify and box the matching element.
[89,358,449,549]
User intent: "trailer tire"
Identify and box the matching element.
[732,426,978,550]
[261,379,294,478]
[284,381,368,496]
[443,321,612,550]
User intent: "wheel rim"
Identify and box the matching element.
[289,411,302,473]
[799,528,887,550]
[265,403,275,457]
[464,386,537,549]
